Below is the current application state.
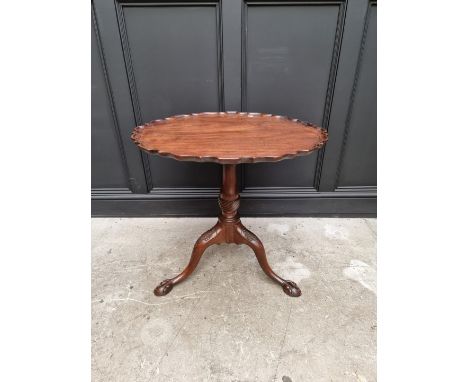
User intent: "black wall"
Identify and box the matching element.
[91,0,377,217]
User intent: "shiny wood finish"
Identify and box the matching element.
[154,164,301,297]
[133,112,328,297]
[131,111,327,164]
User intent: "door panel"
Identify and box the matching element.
[119,2,223,188]
[336,3,377,188]
[242,2,343,190]
[91,13,129,189]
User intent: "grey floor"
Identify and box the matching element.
[92,218,376,382]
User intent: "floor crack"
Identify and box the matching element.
[154,271,218,381]
[152,296,200,380]
[272,300,293,382]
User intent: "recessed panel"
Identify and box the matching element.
[123,5,221,188]
[243,4,340,188]
[338,5,376,188]
[91,22,128,189]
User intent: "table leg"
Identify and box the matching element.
[234,222,301,297]
[153,164,302,297]
[154,222,223,296]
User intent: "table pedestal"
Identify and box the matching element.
[154,164,302,297]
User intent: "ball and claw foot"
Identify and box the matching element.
[282,280,302,297]
[154,279,174,296]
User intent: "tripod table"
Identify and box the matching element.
[131,112,328,297]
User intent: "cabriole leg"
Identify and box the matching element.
[154,164,302,297]
[234,222,302,297]
[154,222,223,296]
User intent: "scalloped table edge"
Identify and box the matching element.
[130,111,328,164]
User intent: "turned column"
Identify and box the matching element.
[218,164,240,242]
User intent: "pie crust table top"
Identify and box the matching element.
[131,111,328,164]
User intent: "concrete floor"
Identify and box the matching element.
[92,218,376,382]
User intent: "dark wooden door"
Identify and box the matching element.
[91,0,376,216]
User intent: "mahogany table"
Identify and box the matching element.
[131,112,328,297]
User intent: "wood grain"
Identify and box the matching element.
[131,112,328,164]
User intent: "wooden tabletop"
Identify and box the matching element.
[131,112,328,164]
